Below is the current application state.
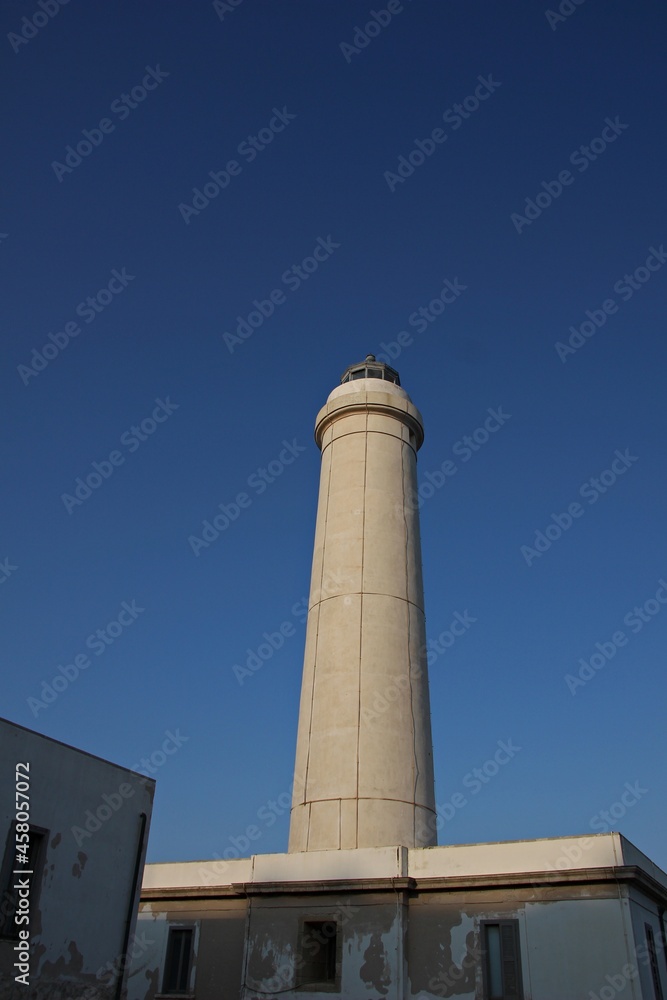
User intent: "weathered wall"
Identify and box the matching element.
[0,720,154,1000]
[130,883,667,1000]
[407,886,638,1000]
[627,886,667,1000]
[243,891,403,1000]
[129,900,247,1000]
[132,838,667,1000]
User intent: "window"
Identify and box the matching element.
[0,824,46,939]
[646,924,664,1000]
[339,356,401,386]
[298,919,339,991]
[162,927,194,994]
[482,921,523,1000]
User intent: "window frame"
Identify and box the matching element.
[480,919,524,1000]
[646,922,664,1000]
[160,924,196,997]
[296,916,342,993]
[0,822,48,940]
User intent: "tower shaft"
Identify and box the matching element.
[289,363,436,852]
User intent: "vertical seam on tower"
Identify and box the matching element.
[355,406,369,849]
[302,433,334,832]
[338,798,342,851]
[401,436,420,846]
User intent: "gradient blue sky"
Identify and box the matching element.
[3,0,667,868]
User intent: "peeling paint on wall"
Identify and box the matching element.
[71,851,88,878]
[360,929,391,996]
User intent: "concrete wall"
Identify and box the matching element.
[134,884,653,1000]
[408,890,639,1000]
[244,892,403,1000]
[0,719,154,1000]
[627,886,667,1000]
[133,837,667,1000]
[409,832,626,879]
[129,900,247,1000]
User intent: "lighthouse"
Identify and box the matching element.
[134,360,667,1000]
[288,355,437,852]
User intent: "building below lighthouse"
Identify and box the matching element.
[129,359,667,1000]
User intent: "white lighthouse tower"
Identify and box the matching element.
[289,355,437,852]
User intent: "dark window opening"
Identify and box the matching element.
[482,921,523,1000]
[299,919,338,990]
[163,927,194,994]
[0,824,46,940]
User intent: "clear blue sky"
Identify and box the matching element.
[3,0,666,869]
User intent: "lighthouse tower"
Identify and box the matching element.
[289,356,437,852]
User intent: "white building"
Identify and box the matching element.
[0,718,154,1000]
[132,834,667,1000]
